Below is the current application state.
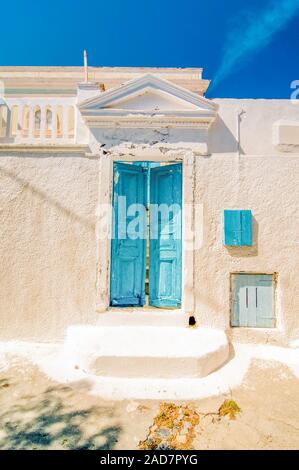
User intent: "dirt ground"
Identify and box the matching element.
[0,358,299,450]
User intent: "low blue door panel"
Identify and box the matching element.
[149,164,182,307]
[110,163,147,306]
[231,274,274,327]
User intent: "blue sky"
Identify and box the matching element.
[1,0,299,98]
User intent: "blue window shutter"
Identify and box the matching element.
[231,274,275,328]
[224,210,242,246]
[224,210,252,246]
[240,210,252,246]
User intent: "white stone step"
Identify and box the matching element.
[63,325,229,379]
[96,310,186,327]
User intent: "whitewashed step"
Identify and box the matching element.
[63,325,229,379]
[96,310,186,327]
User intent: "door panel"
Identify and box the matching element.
[110,162,147,306]
[231,274,274,327]
[149,164,182,307]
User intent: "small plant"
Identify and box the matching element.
[218,399,241,420]
[139,403,200,450]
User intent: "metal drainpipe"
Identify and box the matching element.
[237,108,246,159]
[236,108,246,197]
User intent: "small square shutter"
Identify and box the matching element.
[231,274,275,328]
[224,210,252,246]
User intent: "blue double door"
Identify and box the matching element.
[110,162,182,308]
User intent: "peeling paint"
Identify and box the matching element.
[114,170,120,185]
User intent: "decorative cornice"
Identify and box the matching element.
[83,115,214,129]
[0,67,210,96]
[4,89,76,97]
[0,144,89,154]
[82,108,216,117]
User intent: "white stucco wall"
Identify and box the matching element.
[197,99,299,345]
[0,153,99,340]
[210,99,299,156]
[0,98,298,344]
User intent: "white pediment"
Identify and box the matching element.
[106,88,202,112]
[79,74,218,128]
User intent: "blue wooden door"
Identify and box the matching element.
[149,163,182,307]
[110,162,147,306]
[231,274,274,327]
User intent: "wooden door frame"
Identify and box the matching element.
[95,148,196,318]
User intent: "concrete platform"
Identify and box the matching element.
[63,325,229,379]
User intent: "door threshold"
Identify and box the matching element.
[108,305,181,312]
[97,308,186,327]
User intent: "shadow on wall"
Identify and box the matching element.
[0,382,121,450]
[225,216,258,257]
[208,116,243,155]
[0,165,95,231]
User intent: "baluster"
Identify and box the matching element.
[10,105,20,138]
[28,105,34,140]
[17,105,22,139]
[21,104,30,138]
[40,106,46,140]
[52,105,57,140]
[62,106,68,141]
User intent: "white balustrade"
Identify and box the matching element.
[0,102,76,144]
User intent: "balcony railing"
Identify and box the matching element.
[0,102,76,144]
